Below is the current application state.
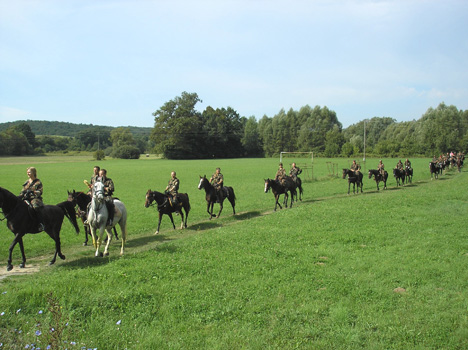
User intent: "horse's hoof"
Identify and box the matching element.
[59,254,66,260]
[48,261,56,266]
[83,242,88,246]
[104,252,109,257]
[7,265,13,271]
[19,263,25,269]
[154,231,159,235]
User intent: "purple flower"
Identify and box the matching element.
[35,330,42,336]
[116,320,121,325]
[38,310,43,314]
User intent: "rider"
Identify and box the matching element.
[395,160,403,171]
[85,165,100,196]
[20,167,45,231]
[99,168,115,226]
[350,160,361,175]
[275,162,287,186]
[404,158,412,170]
[164,171,179,209]
[289,162,302,183]
[378,160,385,177]
[209,167,224,202]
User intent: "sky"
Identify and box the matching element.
[1,0,467,129]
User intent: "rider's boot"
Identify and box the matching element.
[36,207,45,232]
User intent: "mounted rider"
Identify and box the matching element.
[164,171,179,209]
[86,165,100,196]
[378,160,385,177]
[99,169,115,226]
[350,160,361,175]
[395,160,403,171]
[209,167,224,202]
[289,162,302,183]
[275,163,287,186]
[20,167,45,231]
[404,158,412,170]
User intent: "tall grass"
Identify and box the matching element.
[0,156,466,349]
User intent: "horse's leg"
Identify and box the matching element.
[347,182,351,195]
[216,200,224,218]
[168,213,176,229]
[119,222,126,255]
[207,202,214,219]
[229,194,236,215]
[7,234,24,271]
[103,228,113,257]
[179,210,185,229]
[155,211,163,234]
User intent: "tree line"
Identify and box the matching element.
[1,92,467,159]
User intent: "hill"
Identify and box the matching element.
[0,120,152,137]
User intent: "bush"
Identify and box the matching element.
[111,145,141,159]
[94,149,105,160]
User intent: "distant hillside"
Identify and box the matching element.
[0,120,152,137]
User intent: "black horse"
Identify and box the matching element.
[368,169,388,191]
[68,190,118,246]
[404,166,413,184]
[342,169,363,194]
[198,176,236,219]
[429,162,440,180]
[291,176,303,202]
[0,186,80,271]
[145,190,190,234]
[264,178,297,211]
[393,168,406,187]
[457,157,463,173]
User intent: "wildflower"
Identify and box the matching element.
[0,312,4,316]
[35,330,42,336]
[38,310,43,314]
[17,308,21,314]
[116,319,121,325]
[70,342,76,345]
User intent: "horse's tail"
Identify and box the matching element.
[57,201,80,234]
[183,193,191,212]
[229,187,236,200]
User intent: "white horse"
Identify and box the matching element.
[87,182,127,257]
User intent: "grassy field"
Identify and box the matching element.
[0,155,467,349]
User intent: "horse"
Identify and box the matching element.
[198,176,236,219]
[342,169,363,194]
[67,190,119,246]
[264,178,297,211]
[429,162,440,180]
[144,190,190,234]
[291,176,303,202]
[368,169,388,191]
[457,157,463,173]
[393,168,406,187]
[404,166,413,184]
[87,182,127,257]
[0,186,80,271]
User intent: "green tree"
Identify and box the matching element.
[150,92,203,159]
[241,116,263,156]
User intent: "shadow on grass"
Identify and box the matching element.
[187,221,223,231]
[233,211,262,221]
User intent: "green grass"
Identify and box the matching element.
[0,156,467,349]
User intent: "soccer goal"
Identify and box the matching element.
[279,152,314,180]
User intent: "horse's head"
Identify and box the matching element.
[67,190,76,204]
[145,189,154,208]
[264,179,271,193]
[198,175,207,190]
[93,182,105,201]
[368,170,373,179]
[342,169,348,179]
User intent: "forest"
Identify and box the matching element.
[1,91,467,159]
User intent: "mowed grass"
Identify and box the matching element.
[0,156,467,349]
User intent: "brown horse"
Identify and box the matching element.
[264,178,297,211]
[1,186,79,271]
[145,190,190,234]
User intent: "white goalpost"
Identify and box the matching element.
[280,152,314,180]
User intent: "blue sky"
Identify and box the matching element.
[1,0,467,129]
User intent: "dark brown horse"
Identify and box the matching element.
[68,190,118,246]
[368,169,388,191]
[198,176,236,219]
[264,178,297,211]
[342,169,363,194]
[393,168,406,187]
[0,186,79,271]
[145,190,190,234]
[429,162,440,180]
[404,166,413,184]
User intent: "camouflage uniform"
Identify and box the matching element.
[275,164,287,185]
[350,161,361,175]
[100,175,115,225]
[289,165,302,182]
[378,161,385,177]
[165,175,180,207]
[20,177,44,231]
[404,159,411,169]
[396,160,403,170]
[210,170,224,201]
